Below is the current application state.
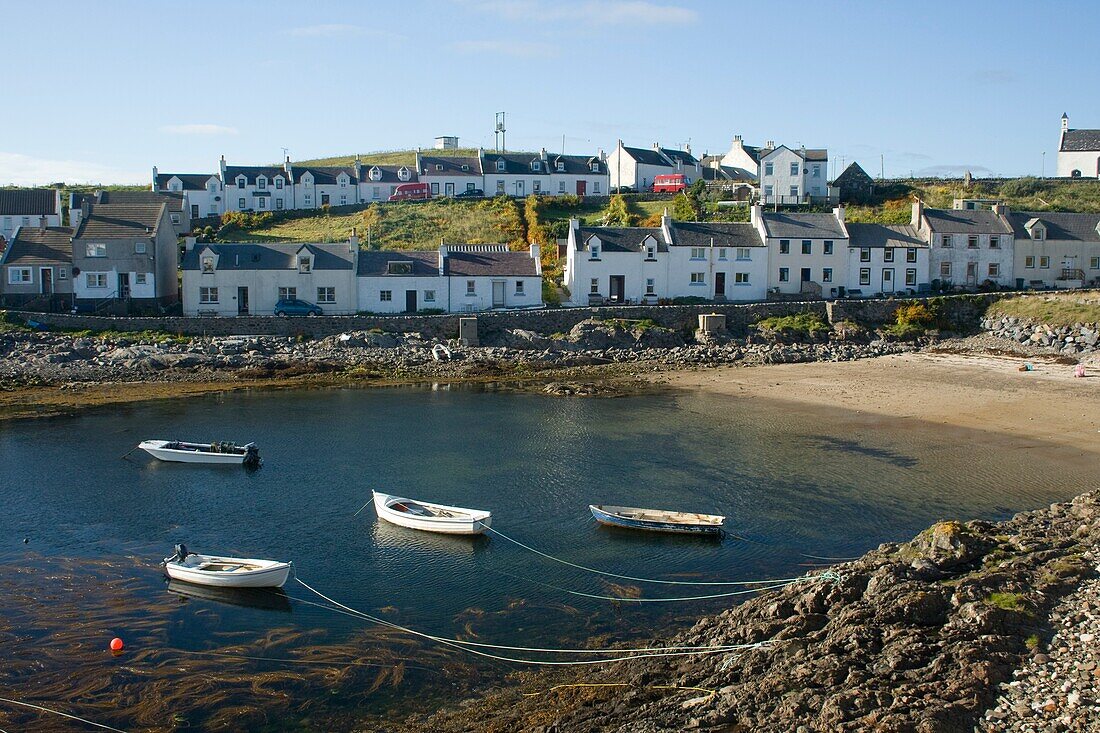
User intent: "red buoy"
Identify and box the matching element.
[110,637,124,652]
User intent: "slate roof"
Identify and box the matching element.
[1060,129,1100,152]
[2,226,73,266]
[361,165,419,184]
[0,189,59,216]
[760,212,846,239]
[481,153,550,176]
[356,250,439,277]
[621,146,672,167]
[576,226,666,252]
[183,243,355,271]
[293,166,357,185]
[98,190,186,212]
[846,223,926,249]
[668,222,764,247]
[1007,211,1100,241]
[445,250,539,277]
[155,173,219,191]
[74,202,167,239]
[547,154,603,175]
[832,162,874,188]
[224,166,289,185]
[922,209,1013,234]
[759,146,828,162]
[419,156,482,177]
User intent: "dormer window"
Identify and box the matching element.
[369,167,382,181]
[201,256,215,273]
[208,181,217,192]
[645,240,656,259]
[298,256,312,273]
[590,242,600,259]
[339,176,347,187]
[496,160,506,172]
[275,177,283,189]
[436,164,444,171]
[556,161,565,172]
[237,176,247,188]
[398,167,411,182]
[461,164,469,171]
[170,182,181,191]
[257,176,267,190]
[532,161,541,171]
[1033,227,1045,240]
[590,161,599,172]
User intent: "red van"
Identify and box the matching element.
[388,183,431,202]
[653,174,687,193]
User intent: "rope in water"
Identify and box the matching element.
[726,532,863,562]
[492,568,807,602]
[294,578,774,665]
[485,526,831,586]
[0,695,129,733]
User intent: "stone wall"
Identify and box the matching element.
[828,293,1005,330]
[982,314,1099,354]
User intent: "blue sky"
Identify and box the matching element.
[4,0,1098,185]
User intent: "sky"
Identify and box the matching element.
[3,0,1098,186]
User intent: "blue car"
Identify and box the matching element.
[273,298,323,317]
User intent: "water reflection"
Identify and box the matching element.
[166,580,294,613]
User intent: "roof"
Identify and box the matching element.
[183,243,355,271]
[546,154,603,175]
[658,148,699,167]
[74,202,167,239]
[760,212,846,239]
[1060,129,1100,152]
[576,226,666,252]
[1007,211,1100,241]
[620,146,673,167]
[224,166,288,185]
[155,173,219,191]
[2,226,73,266]
[293,166,357,185]
[444,250,539,277]
[847,223,925,248]
[356,250,439,277]
[0,189,59,216]
[98,190,186,212]
[922,208,1013,234]
[668,222,764,247]
[361,165,419,184]
[481,152,550,176]
[419,156,482,177]
[760,145,828,162]
[832,162,874,187]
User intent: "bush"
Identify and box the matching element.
[417,308,445,315]
[894,302,937,328]
[999,177,1045,198]
[755,312,829,335]
[542,280,562,307]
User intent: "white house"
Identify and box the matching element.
[416,154,480,198]
[75,190,191,235]
[153,169,224,219]
[1057,114,1100,178]
[359,163,418,202]
[564,215,768,304]
[0,189,63,243]
[181,239,359,316]
[845,223,930,295]
[911,202,1015,288]
[480,152,552,198]
[220,157,292,213]
[753,206,849,297]
[606,141,701,192]
[288,164,360,209]
[1007,211,1100,289]
[721,137,832,204]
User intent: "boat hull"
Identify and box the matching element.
[139,440,254,465]
[372,491,491,535]
[589,505,724,535]
[164,556,292,588]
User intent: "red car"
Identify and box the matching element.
[388,183,431,202]
[653,174,687,193]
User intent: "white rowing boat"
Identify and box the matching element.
[163,545,292,588]
[590,504,725,535]
[372,490,491,535]
[139,440,260,466]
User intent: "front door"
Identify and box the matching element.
[445,182,454,197]
[191,204,199,219]
[492,281,505,308]
[714,272,726,298]
[118,273,130,299]
[321,193,330,206]
[609,275,625,303]
[576,180,587,195]
[881,268,894,292]
[405,290,417,313]
[237,286,249,314]
[516,181,524,197]
[40,267,53,295]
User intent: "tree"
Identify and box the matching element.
[672,193,697,221]
[603,194,636,226]
[493,196,527,249]
[524,195,557,269]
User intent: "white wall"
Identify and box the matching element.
[1014,238,1100,287]
[357,276,441,313]
[445,275,543,311]
[0,214,61,241]
[183,268,357,316]
[1057,150,1100,178]
[74,268,158,300]
[764,237,849,295]
[845,247,930,294]
[926,232,1015,287]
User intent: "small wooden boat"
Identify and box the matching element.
[589,504,725,535]
[139,440,260,466]
[163,545,291,588]
[372,490,491,535]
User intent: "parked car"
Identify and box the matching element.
[610,185,635,194]
[274,298,323,316]
[388,183,431,202]
[652,174,687,193]
[454,188,484,199]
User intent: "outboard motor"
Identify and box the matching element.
[172,543,190,562]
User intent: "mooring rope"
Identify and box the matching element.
[485,526,827,586]
[492,568,804,603]
[0,695,129,733]
[293,578,773,666]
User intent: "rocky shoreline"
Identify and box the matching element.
[386,490,1100,733]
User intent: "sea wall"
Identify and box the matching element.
[981,314,1100,354]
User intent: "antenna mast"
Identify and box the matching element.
[495,112,506,152]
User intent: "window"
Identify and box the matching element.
[237,176,246,188]
[466,182,475,192]
[372,187,381,199]
[645,243,656,259]
[764,162,773,176]
[533,181,541,193]
[884,248,894,262]
[305,194,312,205]
[590,278,599,294]
[496,160,506,172]
[966,262,978,279]
[170,213,180,225]
[718,248,727,260]
[940,262,952,278]
[822,268,833,282]
[779,239,790,254]
[496,180,505,194]
[339,178,347,188]
[275,178,283,189]
[734,272,750,284]
[690,272,705,285]
[276,198,284,210]
[58,268,67,281]
[238,198,246,208]
[590,243,600,259]
[801,267,811,282]
[279,287,297,300]
[532,161,541,171]
[823,240,833,255]
[379,290,392,302]
[905,268,917,286]
[466,280,476,296]
[906,247,917,263]
[690,247,706,260]
[317,287,335,303]
[989,235,999,249]
[645,278,655,295]
[340,195,347,206]
[257,176,267,190]
[1033,228,1045,240]
[431,183,440,195]
[860,247,871,262]
[764,185,773,197]
[298,257,311,273]
[967,235,978,249]
[789,185,799,198]
[988,262,1000,277]
[424,290,436,302]
[86,273,107,288]
[258,197,266,210]
[801,240,811,255]
[736,247,750,260]
[515,280,525,295]
[859,268,871,286]
[1091,257,1100,270]
[208,182,217,192]
[593,182,601,194]
[199,286,218,303]
[941,235,952,247]
[199,256,214,273]
[1040,256,1050,268]
[86,243,106,257]
[8,268,31,284]
[778,267,789,282]
[1025,256,1035,268]
[559,181,566,193]
[812,164,821,178]
[790,162,799,176]
[134,273,147,285]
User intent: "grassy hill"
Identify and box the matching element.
[293,148,535,168]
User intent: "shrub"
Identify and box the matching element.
[542,280,562,307]
[894,302,938,328]
[755,312,829,335]
[417,308,445,315]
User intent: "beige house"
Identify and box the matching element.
[1008,211,1100,289]
[0,225,74,309]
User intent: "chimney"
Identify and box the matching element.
[733,135,742,144]
[685,143,692,155]
[750,203,762,227]
[653,142,660,150]
[438,243,448,275]
[833,205,845,224]
[350,228,359,250]
[151,165,158,190]
[184,236,197,252]
[80,197,91,219]
[911,199,924,229]
[529,243,540,260]
[661,207,671,227]
[1062,113,1069,133]
[765,140,775,149]
[991,202,1008,216]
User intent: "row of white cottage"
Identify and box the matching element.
[564,202,1100,304]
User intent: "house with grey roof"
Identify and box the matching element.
[752,205,849,297]
[0,189,63,243]
[220,156,292,213]
[564,215,768,304]
[0,225,74,309]
[478,148,607,197]
[1057,114,1100,179]
[73,190,191,235]
[153,167,223,219]
[911,201,1015,289]
[1007,210,1100,289]
[71,199,178,311]
[720,136,834,205]
[287,160,361,209]
[416,154,482,199]
[832,162,875,203]
[846,223,929,295]
[606,141,702,192]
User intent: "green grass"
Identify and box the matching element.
[293,148,536,168]
[987,293,1100,326]
[755,312,829,335]
[985,592,1026,611]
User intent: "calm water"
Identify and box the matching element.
[0,385,1094,730]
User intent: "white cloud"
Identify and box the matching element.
[160,124,239,136]
[452,39,558,58]
[465,0,696,25]
[0,152,145,186]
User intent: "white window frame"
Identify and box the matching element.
[1025,256,1035,269]
[424,289,436,303]
[515,280,525,295]
[822,268,833,283]
[8,267,31,284]
[859,268,871,286]
[199,286,218,304]
[734,272,750,284]
[940,262,951,278]
[883,248,894,263]
[690,272,705,285]
[988,262,1000,277]
[86,243,106,258]
[86,272,107,288]
[690,247,706,260]
[905,268,917,286]
[466,280,476,296]
[645,278,655,295]
[278,287,297,301]
[1040,256,1050,269]
[590,278,599,294]
[317,287,336,303]
[134,273,147,285]
[778,267,789,282]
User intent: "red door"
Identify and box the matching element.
[576,181,587,195]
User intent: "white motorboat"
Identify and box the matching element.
[139,440,260,466]
[163,545,291,588]
[372,490,491,535]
